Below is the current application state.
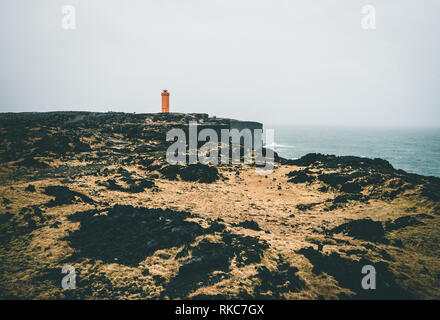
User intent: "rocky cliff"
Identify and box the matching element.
[0,112,439,299]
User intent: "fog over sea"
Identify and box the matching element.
[265,125,440,178]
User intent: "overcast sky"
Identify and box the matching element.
[0,0,439,126]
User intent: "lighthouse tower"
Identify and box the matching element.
[161,89,170,113]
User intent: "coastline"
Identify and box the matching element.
[265,124,440,178]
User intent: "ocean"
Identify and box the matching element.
[265,125,440,178]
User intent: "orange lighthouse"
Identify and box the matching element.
[161,89,170,113]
